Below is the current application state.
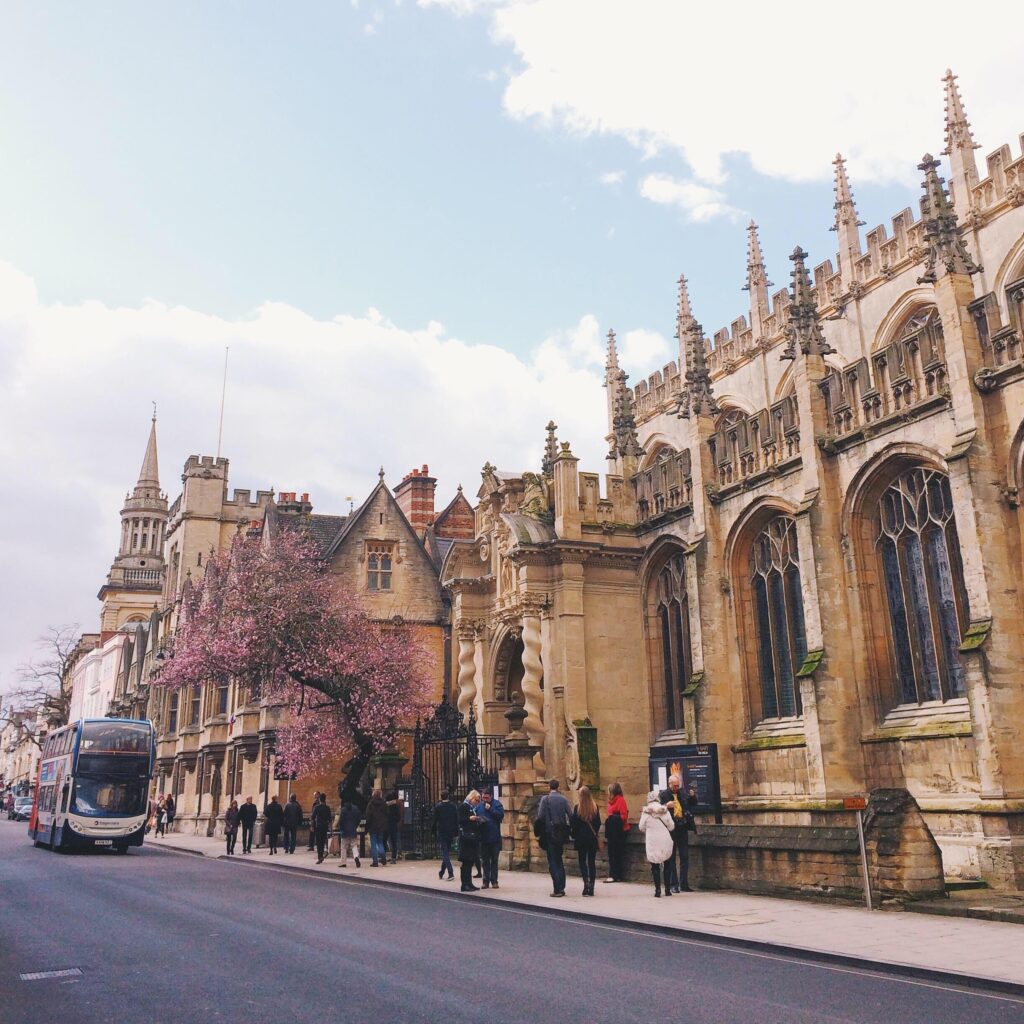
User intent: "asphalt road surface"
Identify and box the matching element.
[1,820,1022,1024]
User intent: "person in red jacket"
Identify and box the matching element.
[604,782,631,883]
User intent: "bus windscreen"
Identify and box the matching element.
[72,776,149,817]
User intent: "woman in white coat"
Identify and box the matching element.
[638,789,675,897]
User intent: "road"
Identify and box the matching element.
[1,820,1022,1024]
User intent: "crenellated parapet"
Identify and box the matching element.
[707,395,801,492]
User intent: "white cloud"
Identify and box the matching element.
[619,328,672,375]
[599,170,624,186]
[639,173,743,223]
[0,262,619,695]
[422,0,1022,189]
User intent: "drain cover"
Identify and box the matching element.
[20,968,83,981]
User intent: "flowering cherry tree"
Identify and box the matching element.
[157,530,431,780]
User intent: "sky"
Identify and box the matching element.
[1,0,1021,695]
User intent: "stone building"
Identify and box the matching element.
[445,72,1024,891]
[104,448,471,835]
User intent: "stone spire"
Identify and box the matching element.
[916,154,982,284]
[676,311,719,419]
[831,154,864,284]
[608,370,644,466]
[134,410,161,500]
[781,247,835,361]
[941,68,979,209]
[674,274,695,360]
[742,223,771,339]
[542,420,559,478]
[605,328,619,372]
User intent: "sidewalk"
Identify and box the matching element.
[151,831,1024,990]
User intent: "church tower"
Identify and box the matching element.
[97,413,168,633]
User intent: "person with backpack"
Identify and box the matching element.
[638,788,675,897]
[570,785,602,897]
[337,799,362,868]
[536,779,572,897]
[282,793,303,855]
[432,789,458,881]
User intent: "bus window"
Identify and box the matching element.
[61,782,71,814]
[80,722,150,754]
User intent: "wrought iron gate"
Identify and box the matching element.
[408,695,502,858]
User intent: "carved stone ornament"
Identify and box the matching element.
[973,367,999,393]
[1006,185,1024,209]
[879,264,896,281]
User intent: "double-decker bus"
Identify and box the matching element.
[28,718,155,853]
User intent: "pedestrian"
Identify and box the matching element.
[282,793,303,855]
[264,795,284,855]
[603,781,630,883]
[536,779,572,897]
[659,774,698,893]
[146,795,157,835]
[307,792,320,851]
[571,785,602,897]
[457,790,483,892]
[432,789,458,881]
[338,799,362,868]
[638,788,675,897]
[224,800,240,856]
[365,789,389,867]
[311,792,332,864]
[164,794,176,832]
[476,788,505,889]
[155,797,168,837]
[385,787,404,863]
[238,795,258,854]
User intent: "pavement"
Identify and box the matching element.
[3,820,1024,1024]
[150,828,1024,992]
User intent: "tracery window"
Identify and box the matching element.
[875,467,968,705]
[367,543,394,591]
[654,553,692,731]
[749,516,806,720]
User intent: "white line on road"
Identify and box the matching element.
[19,969,83,981]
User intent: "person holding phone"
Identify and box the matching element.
[476,788,505,889]
[458,790,483,892]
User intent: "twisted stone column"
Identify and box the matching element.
[456,624,477,722]
[520,612,545,770]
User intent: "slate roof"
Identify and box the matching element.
[274,512,348,557]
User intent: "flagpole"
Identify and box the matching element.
[216,346,229,460]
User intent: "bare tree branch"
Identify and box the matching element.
[2,624,81,743]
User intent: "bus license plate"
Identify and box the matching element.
[95,840,113,846]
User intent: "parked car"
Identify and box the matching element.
[10,797,33,821]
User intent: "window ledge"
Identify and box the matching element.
[863,698,972,743]
[734,719,806,752]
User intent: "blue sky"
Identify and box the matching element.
[0,0,1021,692]
[0,1,935,350]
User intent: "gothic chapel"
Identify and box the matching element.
[443,71,1024,891]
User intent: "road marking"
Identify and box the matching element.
[191,855,1024,1006]
[20,968,83,981]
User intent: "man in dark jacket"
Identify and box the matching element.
[659,775,698,893]
[537,779,572,897]
[282,794,303,855]
[476,788,505,889]
[164,794,176,831]
[311,793,332,864]
[263,795,284,855]
[338,800,361,868]
[432,789,458,881]
[307,792,320,851]
[237,796,258,854]
[385,788,404,863]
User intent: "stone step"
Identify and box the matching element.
[944,878,989,892]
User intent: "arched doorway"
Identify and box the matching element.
[492,630,526,702]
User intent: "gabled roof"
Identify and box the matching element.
[264,502,348,558]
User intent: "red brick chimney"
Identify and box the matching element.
[394,464,436,536]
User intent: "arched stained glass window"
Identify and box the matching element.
[876,467,968,705]
[749,516,806,719]
[654,553,692,731]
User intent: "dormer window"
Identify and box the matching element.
[367,543,394,591]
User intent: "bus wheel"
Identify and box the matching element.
[115,845,129,855]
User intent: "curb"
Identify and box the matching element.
[149,843,1024,998]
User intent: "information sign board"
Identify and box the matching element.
[648,743,723,824]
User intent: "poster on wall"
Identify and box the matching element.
[648,743,722,824]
